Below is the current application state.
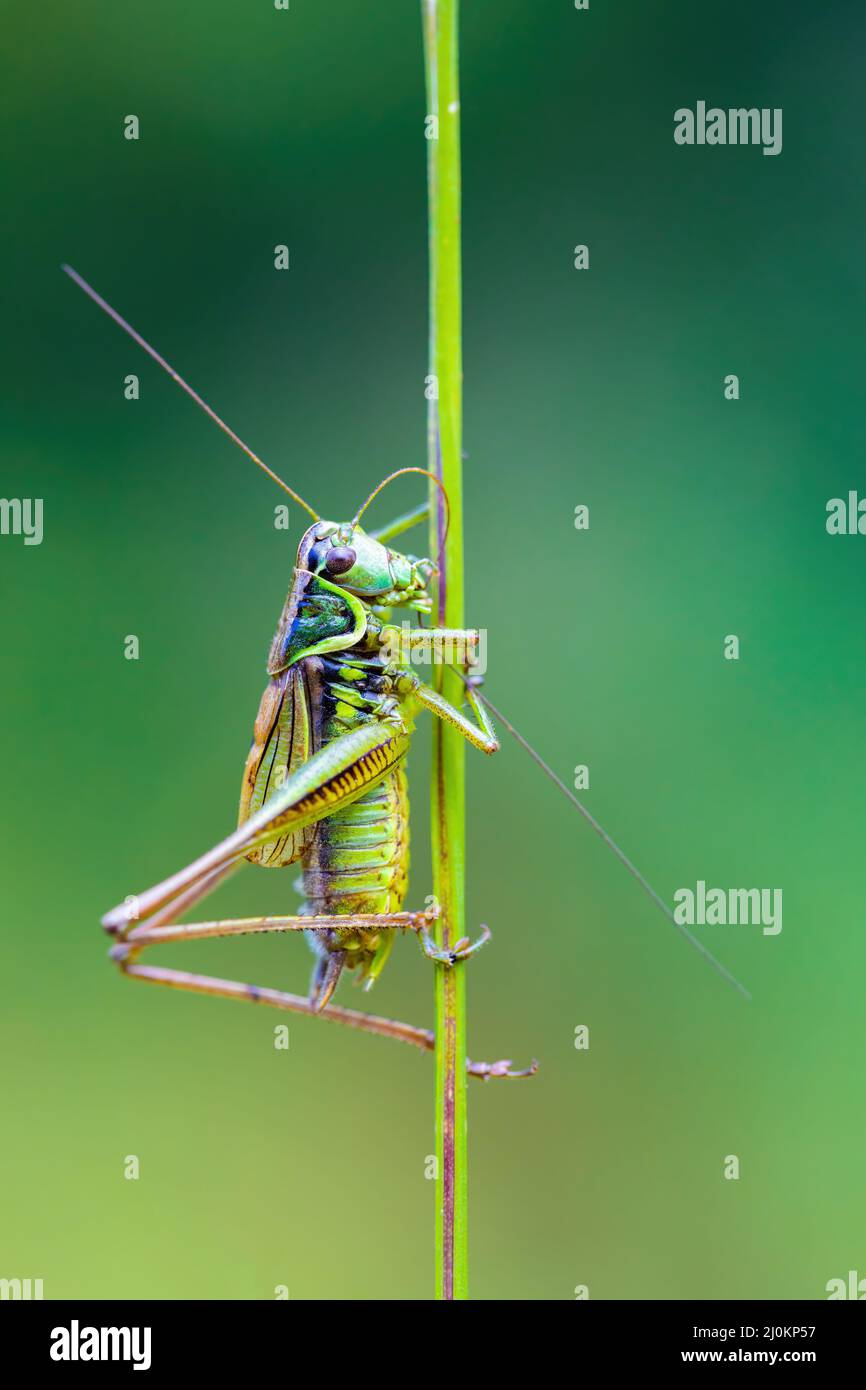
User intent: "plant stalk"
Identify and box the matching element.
[422,0,467,1301]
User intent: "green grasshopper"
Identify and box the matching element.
[64,266,748,1080]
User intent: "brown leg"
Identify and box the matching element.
[115,959,536,1079]
[120,907,430,950]
[109,879,536,1079]
[114,905,434,1015]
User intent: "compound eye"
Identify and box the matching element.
[325,545,356,576]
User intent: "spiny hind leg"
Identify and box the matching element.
[108,892,534,1076]
[112,958,536,1079]
[102,722,410,939]
[113,904,438,1012]
[116,957,435,1047]
[117,907,433,952]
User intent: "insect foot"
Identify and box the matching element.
[467,1056,539,1081]
[418,923,492,967]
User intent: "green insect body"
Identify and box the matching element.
[103,506,499,1021]
[238,520,442,1003]
[65,263,745,1081]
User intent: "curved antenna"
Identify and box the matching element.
[61,265,320,521]
[351,467,450,544]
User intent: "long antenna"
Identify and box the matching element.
[352,467,450,541]
[455,674,752,1001]
[61,265,320,520]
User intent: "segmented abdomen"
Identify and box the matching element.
[301,766,409,915]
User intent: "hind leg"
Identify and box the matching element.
[111,893,534,1076]
[114,959,535,1078]
[114,904,435,1012]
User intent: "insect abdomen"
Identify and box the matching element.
[301,767,409,915]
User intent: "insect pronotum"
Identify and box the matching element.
[64,264,749,1081]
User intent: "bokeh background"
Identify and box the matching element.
[2,0,865,1300]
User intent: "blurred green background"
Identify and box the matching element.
[2,0,865,1300]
